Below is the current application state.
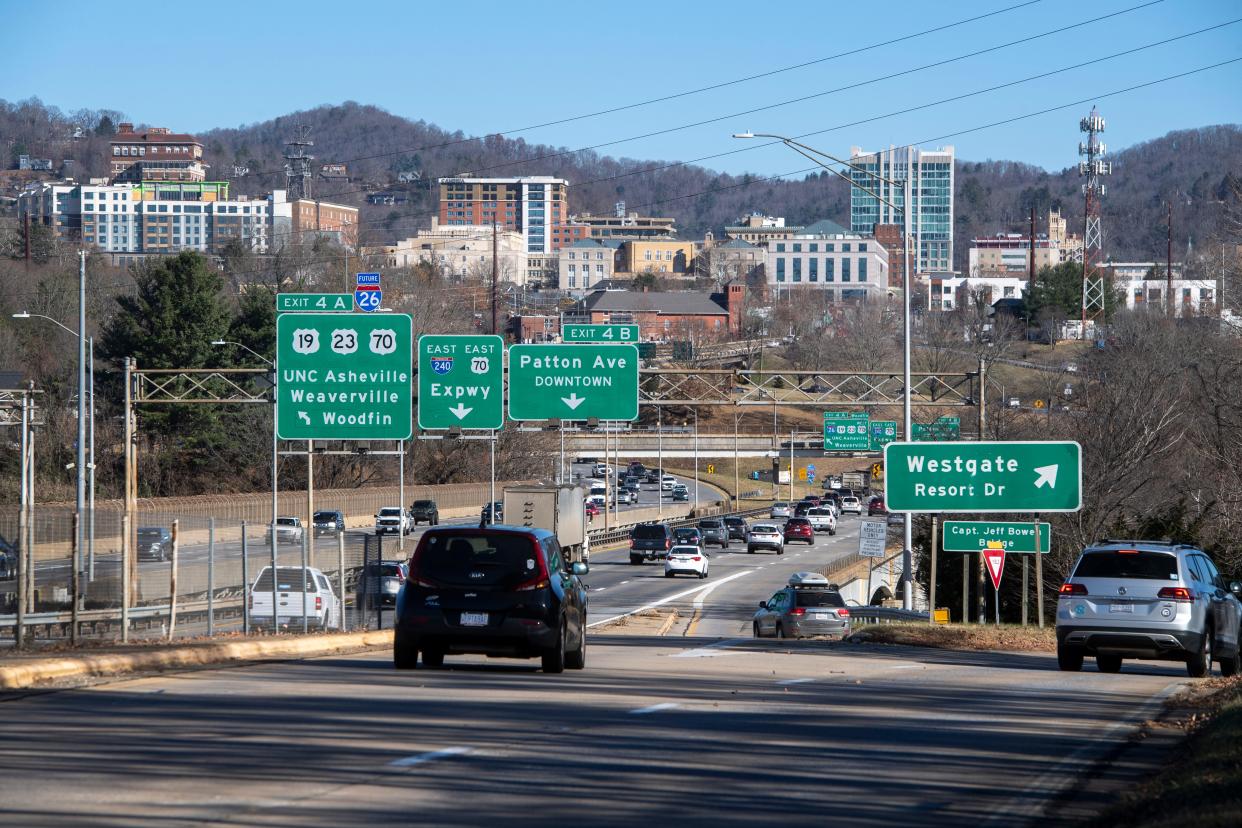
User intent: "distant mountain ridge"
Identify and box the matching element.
[3,98,1238,270]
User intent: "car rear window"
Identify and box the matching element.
[787,518,810,527]
[698,521,722,529]
[253,568,318,592]
[137,529,164,543]
[412,501,435,508]
[416,532,541,588]
[313,511,338,521]
[632,524,669,540]
[1073,550,1179,581]
[808,508,832,517]
[751,524,779,533]
[794,591,846,608]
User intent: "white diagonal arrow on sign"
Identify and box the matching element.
[449,403,473,420]
[1033,464,1059,489]
[561,393,586,411]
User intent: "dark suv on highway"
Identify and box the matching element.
[313,510,345,537]
[409,500,440,526]
[137,527,173,562]
[630,522,674,565]
[394,525,588,673]
[697,519,730,549]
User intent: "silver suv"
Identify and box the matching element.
[1056,540,1241,677]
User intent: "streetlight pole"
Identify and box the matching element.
[12,308,93,579]
[735,131,916,610]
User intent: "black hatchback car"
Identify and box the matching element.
[394,525,588,673]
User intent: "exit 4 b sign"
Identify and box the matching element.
[883,441,1082,513]
[562,324,639,343]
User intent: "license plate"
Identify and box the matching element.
[811,612,828,620]
[460,612,489,626]
[1109,603,1133,613]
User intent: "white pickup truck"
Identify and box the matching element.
[374,506,410,536]
[249,565,341,631]
[806,507,838,535]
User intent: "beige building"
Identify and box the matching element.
[618,239,696,276]
[724,213,800,245]
[558,238,618,294]
[370,218,529,284]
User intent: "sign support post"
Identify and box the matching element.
[1022,556,1029,626]
[962,554,970,624]
[929,516,938,625]
[1034,516,1045,628]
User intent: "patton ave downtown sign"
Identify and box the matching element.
[508,343,639,421]
[417,335,504,430]
[276,313,412,440]
[883,441,1082,513]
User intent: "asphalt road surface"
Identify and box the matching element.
[0,535,1188,828]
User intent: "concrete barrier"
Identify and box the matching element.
[0,629,394,690]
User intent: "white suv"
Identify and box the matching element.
[374,506,410,536]
[1057,540,1241,677]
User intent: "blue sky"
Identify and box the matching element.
[2,0,1238,176]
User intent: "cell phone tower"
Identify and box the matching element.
[1078,106,1111,336]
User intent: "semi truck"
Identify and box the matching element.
[503,484,590,563]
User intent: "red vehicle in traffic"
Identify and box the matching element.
[783,517,815,546]
[868,496,886,516]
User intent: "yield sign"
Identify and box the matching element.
[983,547,1007,590]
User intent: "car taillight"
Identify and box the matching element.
[692,556,702,561]
[248,595,253,610]
[666,539,672,549]
[514,577,551,591]
[413,577,438,588]
[630,539,636,548]
[1059,583,1087,596]
[789,607,805,616]
[315,596,322,611]
[1158,587,1195,601]
[837,609,850,618]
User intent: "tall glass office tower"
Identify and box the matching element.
[849,145,954,274]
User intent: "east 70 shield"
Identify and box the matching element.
[355,272,382,313]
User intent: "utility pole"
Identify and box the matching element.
[1167,201,1174,318]
[283,124,314,202]
[491,221,499,336]
[1029,207,1036,287]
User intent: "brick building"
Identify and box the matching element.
[110,124,206,183]
[565,284,746,341]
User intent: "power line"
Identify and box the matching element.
[220,19,1241,254]
[236,0,1052,178]
[207,54,1242,283]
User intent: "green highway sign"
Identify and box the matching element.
[276,312,412,440]
[883,441,1082,513]
[417,335,504,430]
[276,293,353,313]
[913,416,961,441]
[869,420,898,451]
[508,344,639,421]
[942,521,1052,554]
[823,411,870,451]
[562,323,639,343]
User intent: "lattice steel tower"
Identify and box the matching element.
[283,124,314,202]
[1078,107,1111,334]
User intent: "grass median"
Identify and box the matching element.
[849,622,1055,652]
[1091,678,1242,828]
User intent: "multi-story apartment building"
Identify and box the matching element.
[764,220,890,302]
[110,123,206,183]
[19,180,272,261]
[437,176,587,254]
[969,234,1063,277]
[849,145,954,274]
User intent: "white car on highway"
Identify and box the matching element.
[374,506,410,536]
[806,507,837,535]
[746,524,785,555]
[770,502,792,519]
[250,565,341,631]
[661,475,676,491]
[839,497,863,516]
[665,544,709,579]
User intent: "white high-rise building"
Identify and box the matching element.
[849,145,955,274]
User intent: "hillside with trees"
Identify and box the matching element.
[3,98,1239,271]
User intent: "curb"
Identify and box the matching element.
[0,629,393,690]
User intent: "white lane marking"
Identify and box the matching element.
[777,678,814,685]
[692,576,731,610]
[629,702,680,715]
[588,569,758,629]
[982,681,1184,825]
[389,746,473,767]
[888,664,919,669]
[592,587,607,592]
[672,637,750,658]
[619,580,631,585]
